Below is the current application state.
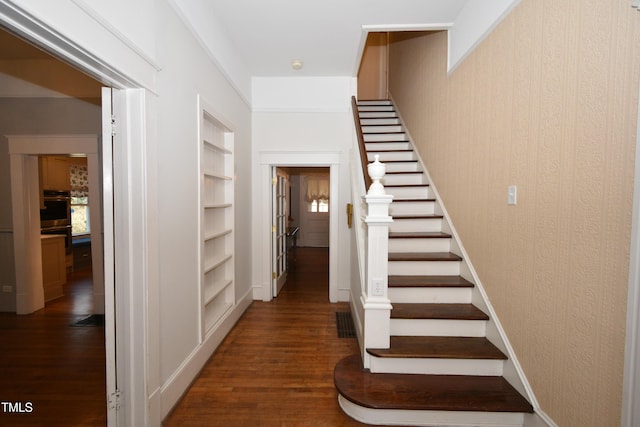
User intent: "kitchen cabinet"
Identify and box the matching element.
[39,156,71,191]
[41,235,66,301]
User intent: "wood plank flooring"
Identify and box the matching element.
[163,247,367,427]
[0,268,107,427]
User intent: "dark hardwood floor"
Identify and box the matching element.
[164,247,367,427]
[0,248,367,426]
[0,268,107,427]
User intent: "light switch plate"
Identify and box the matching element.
[508,185,517,206]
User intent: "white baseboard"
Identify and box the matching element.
[524,409,557,427]
[159,288,253,420]
[337,288,350,302]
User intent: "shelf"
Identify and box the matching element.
[204,228,233,242]
[204,254,232,275]
[204,172,233,180]
[204,203,232,209]
[204,278,233,306]
[204,300,233,332]
[203,139,232,154]
[200,97,235,337]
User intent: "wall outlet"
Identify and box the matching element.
[372,278,384,296]
[2,285,13,293]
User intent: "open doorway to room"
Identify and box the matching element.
[0,28,108,425]
[271,167,330,298]
[259,152,340,303]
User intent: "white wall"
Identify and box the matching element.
[155,0,252,405]
[251,77,354,302]
[448,0,522,71]
[168,0,252,103]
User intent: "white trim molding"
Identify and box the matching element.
[0,0,158,92]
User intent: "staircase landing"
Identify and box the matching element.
[335,354,532,414]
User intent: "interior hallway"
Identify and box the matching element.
[164,247,367,426]
[0,267,106,426]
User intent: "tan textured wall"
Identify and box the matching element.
[388,1,640,425]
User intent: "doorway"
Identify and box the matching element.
[271,166,330,298]
[259,152,340,302]
[0,28,114,425]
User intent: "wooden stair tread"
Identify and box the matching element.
[391,303,489,320]
[385,171,422,175]
[389,231,450,239]
[392,214,443,219]
[334,354,533,413]
[392,198,435,202]
[388,275,474,288]
[367,336,507,360]
[389,252,462,262]
[385,184,428,187]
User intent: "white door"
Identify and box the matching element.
[272,167,287,297]
[101,87,120,426]
[299,175,330,247]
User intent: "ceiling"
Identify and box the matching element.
[202,0,468,77]
[0,0,470,82]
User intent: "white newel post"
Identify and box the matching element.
[361,155,393,368]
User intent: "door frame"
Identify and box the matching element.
[0,3,152,426]
[260,151,340,302]
[7,135,104,315]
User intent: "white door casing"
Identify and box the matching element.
[259,152,340,302]
[7,135,103,315]
[272,168,287,297]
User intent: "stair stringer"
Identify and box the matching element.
[392,100,540,411]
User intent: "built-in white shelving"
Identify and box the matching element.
[199,97,235,337]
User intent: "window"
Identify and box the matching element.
[305,176,329,213]
[308,199,329,213]
[70,163,90,236]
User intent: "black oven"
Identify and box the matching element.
[40,190,72,254]
[40,190,71,229]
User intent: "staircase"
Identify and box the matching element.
[335,99,534,426]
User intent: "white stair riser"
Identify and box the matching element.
[382,173,427,186]
[338,396,526,427]
[388,237,451,253]
[367,151,416,162]
[359,105,395,112]
[390,201,435,215]
[385,186,431,199]
[389,218,442,233]
[363,133,407,142]
[388,287,471,304]
[389,260,461,276]
[391,319,487,337]
[362,125,403,133]
[365,142,412,151]
[358,100,392,106]
[385,162,421,172]
[360,118,400,125]
[359,111,397,118]
[368,356,504,376]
